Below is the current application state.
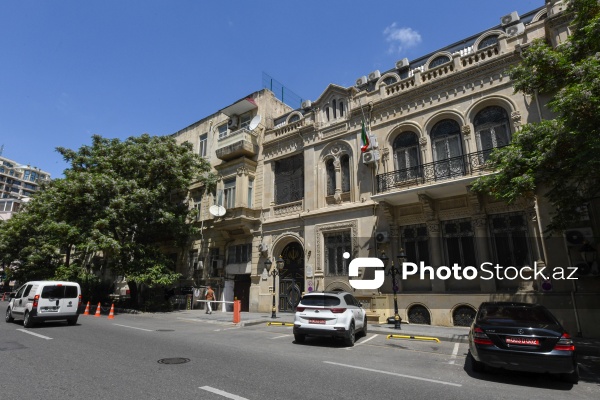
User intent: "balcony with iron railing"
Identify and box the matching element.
[215,127,259,161]
[376,147,501,194]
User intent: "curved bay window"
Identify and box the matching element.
[474,106,511,161]
[431,119,464,180]
[393,132,420,184]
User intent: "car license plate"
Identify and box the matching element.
[506,336,539,346]
[41,306,58,312]
[309,319,325,324]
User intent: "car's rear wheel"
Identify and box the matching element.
[344,322,355,347]
[469,351,485,373]
[358,316,367,338]
[23,311,34,328]
[5,307,14,323]
[294,334,305,343]
[67,317,78,326]
[562,364,579,384]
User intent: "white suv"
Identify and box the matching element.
[5,281,82,328]
[293,291,367,346]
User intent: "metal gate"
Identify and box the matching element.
[278,242,304,312]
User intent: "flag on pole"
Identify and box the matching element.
[360,120,370,153]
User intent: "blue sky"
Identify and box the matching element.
[0,0,543,178]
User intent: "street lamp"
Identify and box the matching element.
[380,250,403,330]
[267,256,284,319]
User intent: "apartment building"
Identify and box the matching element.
[0,155,51,221]
[173,1,599,336]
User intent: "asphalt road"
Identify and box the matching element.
[1,312,598,400]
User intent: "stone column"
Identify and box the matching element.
[473,215,496,292]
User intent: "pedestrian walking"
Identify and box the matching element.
[205,286,215,314]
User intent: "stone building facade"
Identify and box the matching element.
[172,1,600,337]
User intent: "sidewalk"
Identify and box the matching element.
[168,309,600,357]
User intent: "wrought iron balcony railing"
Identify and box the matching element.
[376,147,501,194]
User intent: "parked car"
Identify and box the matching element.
[468,301,578,383]
[293,291,367,346]
[5,281,82,328]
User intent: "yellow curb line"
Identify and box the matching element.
[267,322,294,326]
[386,334,440,343]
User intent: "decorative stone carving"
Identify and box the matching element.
[472,215,487,229]
[427,222,440,234]
[511,110,522,128]
[461,125,471,136]
[419,136,428,146]
[418,194,437,221]
[236,166,249,176]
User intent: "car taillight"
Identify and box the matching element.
[473,327,493,345]
[296,306,305,312]
[554,333,575,351]
[78,294,82,307]
[330,308,347,313]
[32,294,39,308]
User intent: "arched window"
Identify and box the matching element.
[332,99,337,118]
[341,154,350,192]
[393,132,420,182]
[474,106,510,160]
[326,159,335,196]
[339,101,344,117]
[383,76,397,85]
[288,114,300,123]
[431,119,464,180]
[429,55,450,69]
[478,35,499,50]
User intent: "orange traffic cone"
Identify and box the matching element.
[107,304,115,320]
[94,302,101,317]
[83,301,90,316]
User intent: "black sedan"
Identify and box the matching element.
[468,302,578,383]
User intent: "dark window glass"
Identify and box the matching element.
[478,35,498,50]
[41,285,78,299]
[324,230,352,276]
[274,154,304,204]
[326,159,335,196]
[478,305,556,325]
[341,155,350,193]
[23,285,33,297]
[429,55,450,68]
[300,295,341,307]
[490,213,530,267]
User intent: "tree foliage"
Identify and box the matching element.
[472,0,600,231]
[0,134,215,302]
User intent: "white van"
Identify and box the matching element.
[5,281,82,328]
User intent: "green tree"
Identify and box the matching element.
[0,134,215,305]
[471,0,600,231]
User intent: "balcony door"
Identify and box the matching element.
[431,119,463,180]
[393,132,420,185]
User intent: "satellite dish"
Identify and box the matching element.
[249,115,262,131]
[209,205,226,217]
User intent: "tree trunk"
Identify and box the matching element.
[128,281,139,309]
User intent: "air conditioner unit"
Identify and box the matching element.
[227,115,239,129]
[396,58,409,70]
[565,227,596,276]
[362,150,380,165]
[356,76,368,86]
[258,243,269,253]
[500,11,520,26]
[505,23,525,37]
[368,70,381,81]
[375,231,389,244]
[301,100,312,109]
[565,228,594,246]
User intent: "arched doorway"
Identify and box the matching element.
[279,242,305,312]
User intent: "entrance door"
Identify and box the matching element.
[278,242,305,312]
[233,274,251,312]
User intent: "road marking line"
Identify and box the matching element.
[271,334,291,339]
[323,361,462,387]
[16,329,52,340]
[344,333,379,349]
[199,386,248,400]
[113,323,153,332]
[449,342,460,364]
